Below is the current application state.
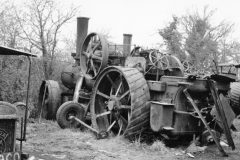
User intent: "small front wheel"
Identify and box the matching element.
[56,101,85,129]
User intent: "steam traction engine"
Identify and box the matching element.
[39,17,236,156]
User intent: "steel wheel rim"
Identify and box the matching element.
[92,69,131,135]
[80,32,109,79]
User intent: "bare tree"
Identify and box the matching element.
[0,0,22,48]
[15,0,79,79]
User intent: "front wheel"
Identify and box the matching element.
[56,101,85,129]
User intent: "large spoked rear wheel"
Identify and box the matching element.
[90,67,150,138]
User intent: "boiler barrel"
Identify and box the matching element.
[61,65,82,89]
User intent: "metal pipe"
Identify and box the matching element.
[20,117,23,151]
[23,56,32,140]
[69,116,99,133]
[73,76,84,102]
[183,89,228,157]
[123,34,132,57]
[75,17,89,62]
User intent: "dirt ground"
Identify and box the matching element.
[20,119,240,160]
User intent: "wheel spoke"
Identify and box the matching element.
[92,54,103,61]
[117,122,123,136]
[92,41,101,52]
[96,111,111,118]
[83,51,90,57]
[119,115,128,125]
[97,90,111,99]
[119,105,131,109]
[106,74,118,89]
[115,81,122,96]
[119,90,130,100]
[90,59,97,76]
[107,120,116,132]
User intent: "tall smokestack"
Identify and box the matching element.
[75,17,89,61]
[123,34,132,57]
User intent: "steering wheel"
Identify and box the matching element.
[149,50,169,70]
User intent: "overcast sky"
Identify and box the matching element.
[17,0,240,48]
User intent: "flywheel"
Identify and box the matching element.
[90,66,150,137]
[80,32,109,79]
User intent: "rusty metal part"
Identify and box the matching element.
[149,50,169,70]
[183,60,190,72]
[56,101,85,129]
[208,80,235,150]
[69,116,98,133]
[80,32,109,79]
[38,80,61,120]
[73,76,84,103]
[210,96,235,130]
[90,66,150,137]
[124,56,146,73]
[150,101,174,132]
[182,60,195,73]
[130,46,143,56]
[183,89,228,156]
[230,82,240,115]
[201,129,221,145]
[61,64,82,89]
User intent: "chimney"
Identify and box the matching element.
[75,17,89,61]
[123,34,132,57]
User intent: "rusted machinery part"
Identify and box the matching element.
[183,89,228,156]
[38,80,61,120]
[90,66,150,138]
[230,82,240,115]
[166,55,184,76]
[149,50,169,70]
[13,102,30,120]
[182,60,194,73]
[80,32,109,80]
[169,55,184,71]
[182,61,190,72]
[130,46,143,56]
[208,80,235,150]
[56,101,85,129]
[61,64,82,89]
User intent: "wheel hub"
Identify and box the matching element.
[66,111,76,120]
[107,95,121,111]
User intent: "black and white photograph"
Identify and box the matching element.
[0,0,240,159]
